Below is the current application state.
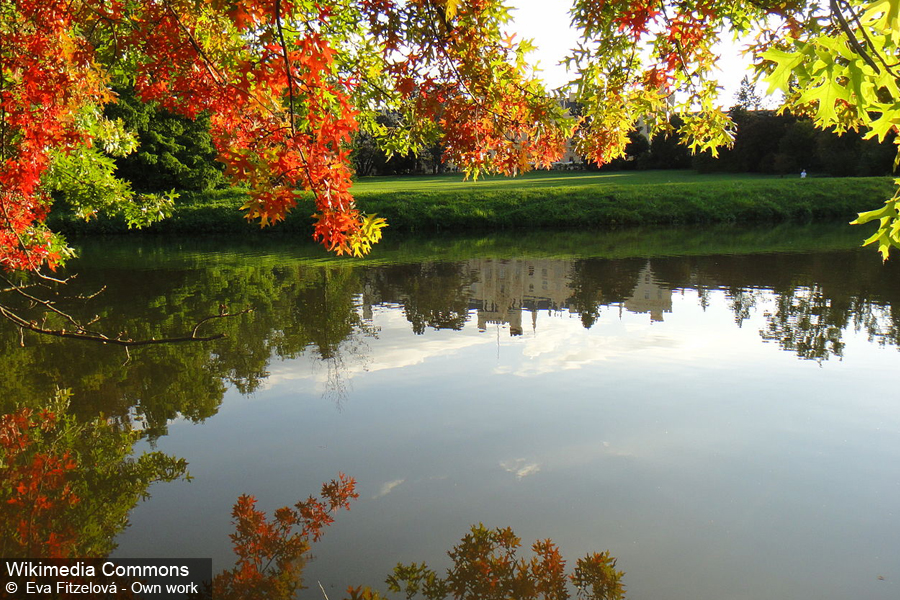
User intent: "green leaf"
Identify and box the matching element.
[862,0,900,30]
[852,203,894,225]
[863,104,900,142]
[796,74,850,126]
[760,47,806,95]
[854,195,900,259]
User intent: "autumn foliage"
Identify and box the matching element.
[213,474,358,599]
[346,524,626,600]
[0,0,743,269]
[0,406,80,557]
[0,1,110,270]
[1,0,569,267]
[0,399,358,597]
[0,396,189,559]
[2,0,899,268]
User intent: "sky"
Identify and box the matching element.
[508,0,759,105]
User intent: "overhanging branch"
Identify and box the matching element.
[0,301,252,347]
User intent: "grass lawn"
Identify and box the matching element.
[348,170,895,233]
[351,169,780,194]
[49,170,896,236]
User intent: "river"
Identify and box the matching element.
[1,224,898,599]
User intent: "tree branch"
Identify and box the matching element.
[275,0,297,137]
[0,301,252,347]
[830,0,883,75]
[161,0,225,85]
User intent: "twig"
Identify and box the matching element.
[1,273,100,334]
[838,0,900,77]
[831,0,882,74]
[161,0,225,85]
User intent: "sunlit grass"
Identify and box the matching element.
[350,169,781,194]
[48,170,894,237]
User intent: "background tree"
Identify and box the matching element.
[691,112,896,176]
[733,76,763,111]
[104,88,224,193]
[646,115,692,170]
[773,120,819,175]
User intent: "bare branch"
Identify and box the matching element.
[0,272,95,333]
[0,301,253,347]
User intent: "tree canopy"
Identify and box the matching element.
[1,0,899,267]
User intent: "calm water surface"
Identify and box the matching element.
[2,226,898,599]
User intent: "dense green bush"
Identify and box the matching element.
[104,88,224,192]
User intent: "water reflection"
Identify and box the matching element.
[351,525,625,600]
[0,391,187,558]
[1,232,898,599]
[367,252,900,366]
[3,245,900,432]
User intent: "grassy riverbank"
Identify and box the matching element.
[69,222,874,269]
[48,170,897,235]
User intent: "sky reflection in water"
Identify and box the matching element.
[98,243,900,600]
[3,232,896,600]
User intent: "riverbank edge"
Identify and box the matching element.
[48,176,896,235]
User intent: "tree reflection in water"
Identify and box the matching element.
[0,393,356,597]
[3,239,900,597]
[212,475,357,600]
[0,391,188,558]
[348,525,625,600]
[3,247,900,433]
[0,404,620,600]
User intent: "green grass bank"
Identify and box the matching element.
[48,170,897,236]
[69,222,874,270]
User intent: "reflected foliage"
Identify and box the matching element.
[0,392,188,558]
[367,262,477,334]
[0,257,370,436]
[347,525,625,600]
[759,286,846,360]
[276,267,368,361]
[663,251,900,361]
[3,236,900,596]
[567,259,646,329]
[0,392,357,599]
[213,475,358,600]
[3,240,900,439]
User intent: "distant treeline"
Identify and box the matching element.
[336,108,898,179]
[91,90,896,195]
[608,109,897,177]
[349,106,898,178]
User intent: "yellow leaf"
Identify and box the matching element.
[445,0,460,20]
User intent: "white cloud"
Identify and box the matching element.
[259,309,494,391]
[373,478,406,499]
[501,458,541,479]
[495,320,680,377]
